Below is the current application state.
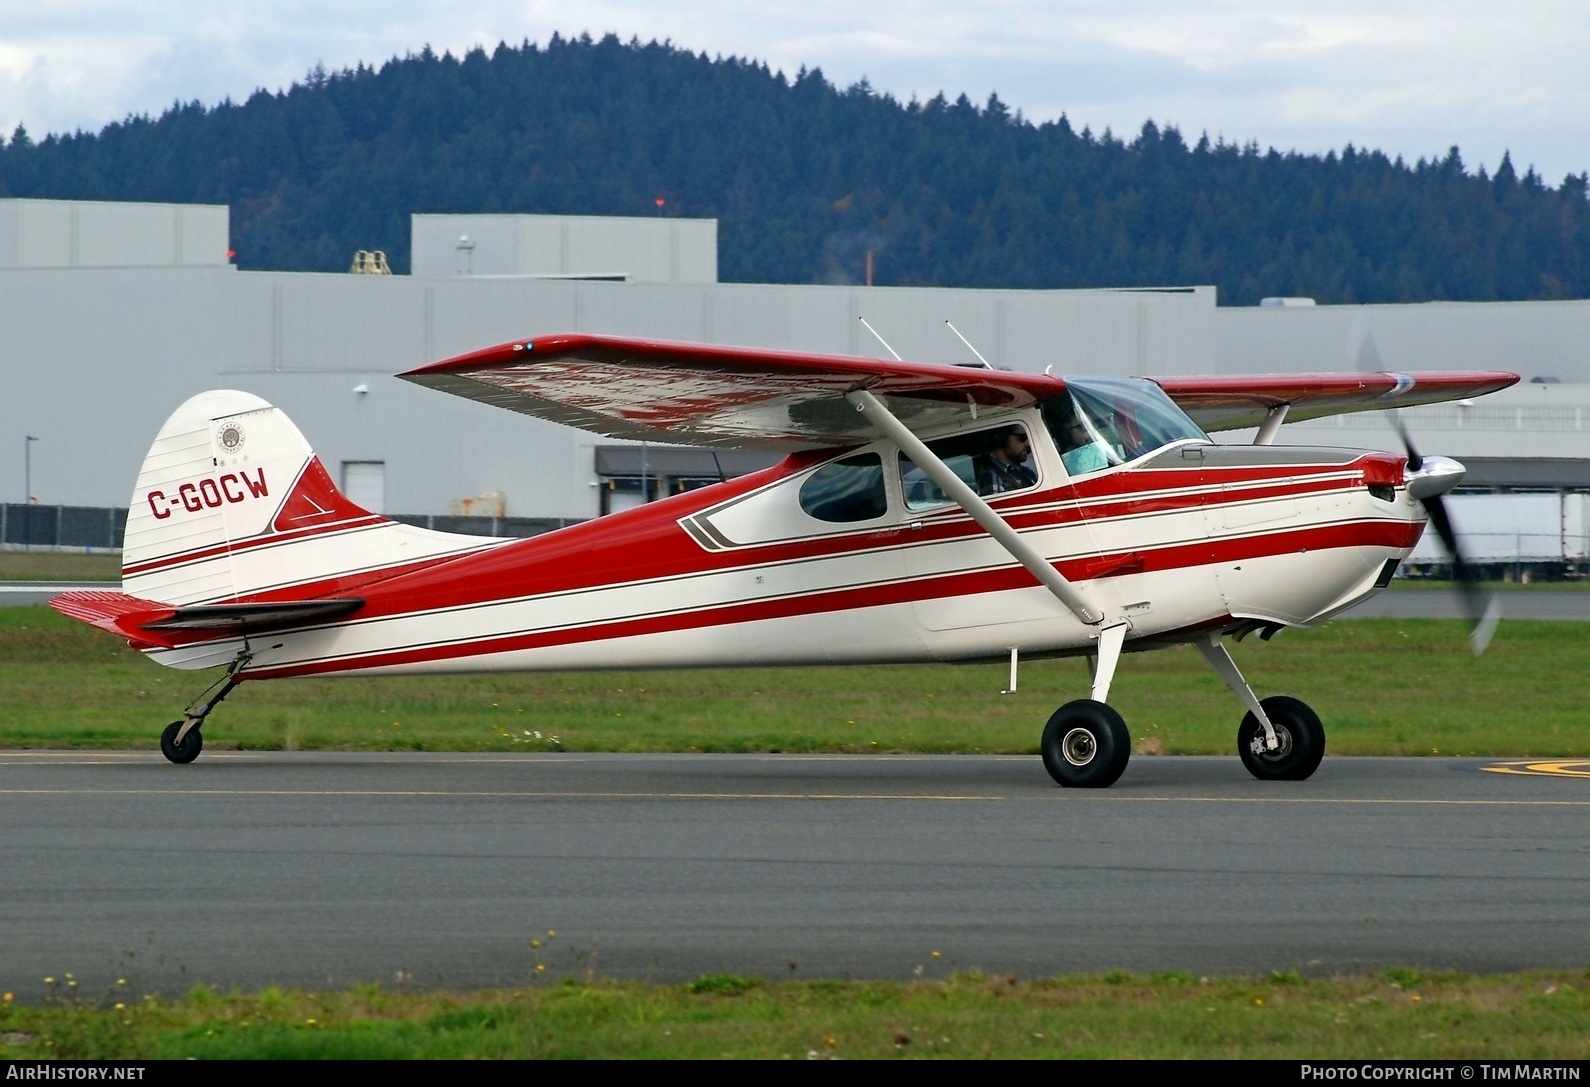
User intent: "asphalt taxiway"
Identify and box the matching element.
[0,752,1585,1000]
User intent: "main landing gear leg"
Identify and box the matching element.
[160,652,251,765]
[1042,622,1131,789]
[1195,635,1325,781]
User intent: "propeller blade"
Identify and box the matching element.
[1419,490,1498,655]
[1471,595,1502,656]
[1420,489,1460,557]
[1358,332,1490,648]
[1393,411,1423,473]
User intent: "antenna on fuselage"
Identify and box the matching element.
[857,317,902,360]
[944,320,993,368]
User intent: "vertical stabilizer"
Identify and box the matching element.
[120,390,504,611]
[124,391,367,605]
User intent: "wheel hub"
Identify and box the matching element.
[1061,727,1098,766]
[1250,723,1293,761]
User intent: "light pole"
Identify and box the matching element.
[24,435,37,503]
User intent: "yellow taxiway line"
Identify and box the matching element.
[1482,760,1590,780]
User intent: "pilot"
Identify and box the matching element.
[976,426,1038,494]
[1057,410,1112,476]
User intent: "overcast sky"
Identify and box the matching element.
[2,1,1587,183]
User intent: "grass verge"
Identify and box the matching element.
[0,551,120,581]
[1,606,1586,755]
[1388,579,1590,591]
[0,972,1584,1059]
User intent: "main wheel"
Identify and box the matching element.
[160,720,203,764]
[1041,699,1131,788]
[1237,696,1324,781]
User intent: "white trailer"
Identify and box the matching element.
[1404,492,1589,573]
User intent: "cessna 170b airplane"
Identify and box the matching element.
[52,331,1516,787]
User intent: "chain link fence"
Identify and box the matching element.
[2,505,128,550]
[1,505,579,553]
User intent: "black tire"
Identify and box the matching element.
[1237,696,1324,781]
[160,720,203,764]
[1041,699,1131,788]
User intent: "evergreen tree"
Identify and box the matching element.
[0,35,1584,304]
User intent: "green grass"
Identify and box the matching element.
[1,606,1586,755]
[1389,578,1590,591]
[0,972,1584,1059]
[0,551,120,581]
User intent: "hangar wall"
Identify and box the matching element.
[411,213,718,283]
[1214,301,1590,467]
[0,200,1216,517]
[0,199,229,270]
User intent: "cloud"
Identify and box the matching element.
[0,0,1586,180]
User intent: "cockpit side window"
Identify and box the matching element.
[1043,377,1209,477]
[799,452,889,523]
[898,424,1040,510]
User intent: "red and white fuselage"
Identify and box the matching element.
[52,335,1508,688]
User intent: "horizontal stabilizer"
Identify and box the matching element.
[52,590,362,644]
[140,598,365,632]
[50,590,171,639]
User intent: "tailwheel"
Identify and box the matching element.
[1042,699,1130,789]
[157,651,251,765]
[160,720,204,764]
[1238,696,1325,782]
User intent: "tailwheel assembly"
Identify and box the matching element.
[1237,695,1325,781]
[160,720,204,764]
[1041,698,1131,789]
[158,652,250,765]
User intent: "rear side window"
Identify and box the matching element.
[899,425,1039,509]
[799,453,888,523]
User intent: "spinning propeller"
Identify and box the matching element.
[1394,416,1501,654]
[1354,330,1499,654]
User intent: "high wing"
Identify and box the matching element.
[400,334,1518,447]
[400,334,1055,450]
[1155,372,1519,432]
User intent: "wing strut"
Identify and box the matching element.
[845,389,1105,626]
[1253,404,1288,446]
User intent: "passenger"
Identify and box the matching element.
[1057,411,1111,476]
[976,426,1038,494]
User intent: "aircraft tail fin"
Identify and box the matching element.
[115,390,503,612]
[120,390,390,606]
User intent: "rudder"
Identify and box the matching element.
[123,390,380,606]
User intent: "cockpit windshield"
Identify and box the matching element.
[1041,377,1210,477]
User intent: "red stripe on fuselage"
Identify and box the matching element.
[330,459,1384,619]
[242,517,1418,679]
[181,452,1398,615]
